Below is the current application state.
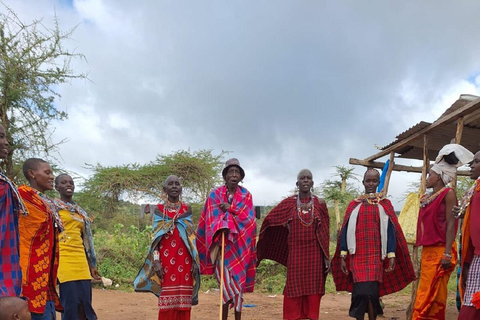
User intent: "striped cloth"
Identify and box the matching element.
[0,173,26,297]
[332,198,415,296]
[196,185,257,310]
[463,255,480,307]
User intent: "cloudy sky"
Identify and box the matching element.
[5,0,480,209]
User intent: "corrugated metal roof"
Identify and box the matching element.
[380,96,480,161]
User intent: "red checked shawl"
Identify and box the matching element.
[196,185,257,292]
[257,195,329,297]
[331,198,415,296]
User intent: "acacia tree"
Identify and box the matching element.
[0,5,86,178]
[320,165,359,232]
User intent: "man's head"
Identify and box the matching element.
[470,151,480,180]
[0,296,31,320]
[296,169,313,194]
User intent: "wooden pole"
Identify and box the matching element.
[382,151,395,195]
[451,117,464,189]
[219,232,225,320]
[407,134,428,320]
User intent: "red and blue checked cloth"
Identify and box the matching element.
[332,198,415,296]
[196,185,257,294]
[257,195,329,298]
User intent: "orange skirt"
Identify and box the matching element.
[412,244,457,320]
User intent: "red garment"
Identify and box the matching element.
[157,204,193,312]
[331,198,415,296]
[283,294,322,320]
[416,188,457,246]
[158,309,190,320]
[458,305,480,320]
[257,196,329,297]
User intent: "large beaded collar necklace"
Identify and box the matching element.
[420,187,446,208]
[357,192,385,205]
[296,194,314,227]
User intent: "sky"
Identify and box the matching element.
[4,0,480,209]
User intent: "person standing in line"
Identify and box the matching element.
[0,124,27,297]
[196,158,257,320]
[332,169,415,320]
[257,169,330,320]
[18,158,63,319]
[412,144,473,320]
[134,175,200,320]
[53,174,100,320]
[457,150,480,319]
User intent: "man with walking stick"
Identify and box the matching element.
[196,158,257,320]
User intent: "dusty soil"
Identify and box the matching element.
[58,288,460,320]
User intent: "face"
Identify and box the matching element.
[363,170,380,194]
[224,166,242,188]
[0,125,9,159]
[470,151,480,180]
[30,162,54,192]
[14,298,31,320]
[296,170,313,193]
[164,176,182,200]
[426,169,441,188]
[56,175,75,199]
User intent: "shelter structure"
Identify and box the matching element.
[348,94,480,320]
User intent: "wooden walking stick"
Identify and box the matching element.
[219,232,225,320]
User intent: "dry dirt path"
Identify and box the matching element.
[57,289,460,319]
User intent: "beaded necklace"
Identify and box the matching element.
[420,187,446,208]
[357,192,385,205]
[163,199,182,233]
[457,179,480,217]
[297,194,314,227]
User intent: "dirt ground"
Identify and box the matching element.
[58,288,460,320]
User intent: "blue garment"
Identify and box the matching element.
[377,160,390,193]
[31,301,56,320]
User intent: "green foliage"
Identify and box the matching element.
[255,260,287,293]
[0,4,86,178]
[94,224,151,286]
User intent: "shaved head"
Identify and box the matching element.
[363,168,380,180]
[297,169,313,180]
[0,296,31,320]
[22,158,48,181]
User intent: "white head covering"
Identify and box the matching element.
[430,144,474,185]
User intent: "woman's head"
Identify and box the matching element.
[296,169,313,195]
[163,175,182,202]
[55,174,75,200]
[470,151,480,180]
[426,168,443,189]
[22,158,54,193]
[0,124,9,160]
[363,169,380,194]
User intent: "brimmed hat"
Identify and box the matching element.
[222,158,245,180]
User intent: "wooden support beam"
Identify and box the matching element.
[364,97,480,162]
[349,158,470,176]
[451,117,465,189]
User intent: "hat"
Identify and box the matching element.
[222,158,245,180]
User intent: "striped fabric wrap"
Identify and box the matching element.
[133,203,200,306]
[196,185,257,296]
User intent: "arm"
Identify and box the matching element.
[385,218,396,272]
[441,189,456,269]
[339,221,349,274]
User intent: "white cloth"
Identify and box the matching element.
[431,144,474,185]
[346,202,389,260]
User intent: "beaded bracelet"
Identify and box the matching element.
[442,253,452,260]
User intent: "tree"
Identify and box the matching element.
[79,149,227,222]
[0,4,86,178]
[320,165,359,233]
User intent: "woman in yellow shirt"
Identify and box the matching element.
[54,174,100,320]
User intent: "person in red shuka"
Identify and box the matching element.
[331,169,415,320]
[257,169,330,320]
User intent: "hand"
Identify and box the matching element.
[385,257,396,272]
[324,257,331,273]
[340,257,349,275]
[90,267,101,280]
[440,256,452,270]
[452,205,462,218]
[153,261,163,280]
[219,202,230,212]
